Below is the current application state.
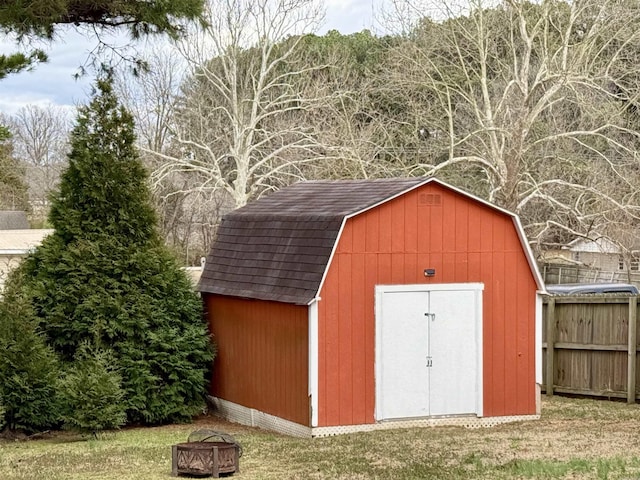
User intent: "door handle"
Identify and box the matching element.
[424,313,435,321]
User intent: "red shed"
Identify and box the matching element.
[199,178,544,437]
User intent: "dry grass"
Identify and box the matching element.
[3,396,640,479]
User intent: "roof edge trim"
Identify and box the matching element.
[512,216,545,291]
[312,216,349,300]
[343,178,432,220]
[0,249,30,255]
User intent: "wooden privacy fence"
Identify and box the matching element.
[543,294,640,403]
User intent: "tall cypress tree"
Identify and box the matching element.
[20,76,212,424]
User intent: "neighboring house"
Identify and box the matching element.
[548,237,638,273]
[183,258,207,286]
[0,229,53,292]
[199,177,544,437]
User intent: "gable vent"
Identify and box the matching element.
[419,193,442,206]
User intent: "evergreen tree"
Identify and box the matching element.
[20,76,212,424]
[60,343,127,436]
[0,0,204,79]
[0,0,203,40]
[0,271,63,432]
[0,51,47,80]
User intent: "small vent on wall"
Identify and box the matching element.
[419,193,442,206]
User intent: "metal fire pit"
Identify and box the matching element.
[171,429,242,478]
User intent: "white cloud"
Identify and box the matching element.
[0,95,77,116]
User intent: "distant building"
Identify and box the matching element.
[539,235,640,286]
[544,237,639,273]
[0,229,53,292]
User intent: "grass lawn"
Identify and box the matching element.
[3,396,640,479]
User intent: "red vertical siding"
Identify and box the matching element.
[206,295,309,426]
[317,184,538,426]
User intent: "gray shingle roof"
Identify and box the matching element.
[0,211,29,230]
[199,178,426,304]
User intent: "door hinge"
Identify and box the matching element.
[426,356,433,367]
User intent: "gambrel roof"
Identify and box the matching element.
[198,177,544,304]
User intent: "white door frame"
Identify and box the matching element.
[374,283,484,421]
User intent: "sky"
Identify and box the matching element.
[0,0,386,115]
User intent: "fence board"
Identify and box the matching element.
[628,297,637,403]
[545,298,555,396]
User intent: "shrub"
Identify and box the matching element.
[0,272,63,432]
[60,343,127,436]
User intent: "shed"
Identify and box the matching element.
[199,177,545,437]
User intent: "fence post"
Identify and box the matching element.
[546,297,556,397]
[628,296,638,404]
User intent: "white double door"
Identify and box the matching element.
[375,284,483,421]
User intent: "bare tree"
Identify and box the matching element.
[115,45,183,154]
[0,122,29,212]
[384,0,640,250]
[147,0,328,209]
[9,105,71,223]
[115,46,226,264]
